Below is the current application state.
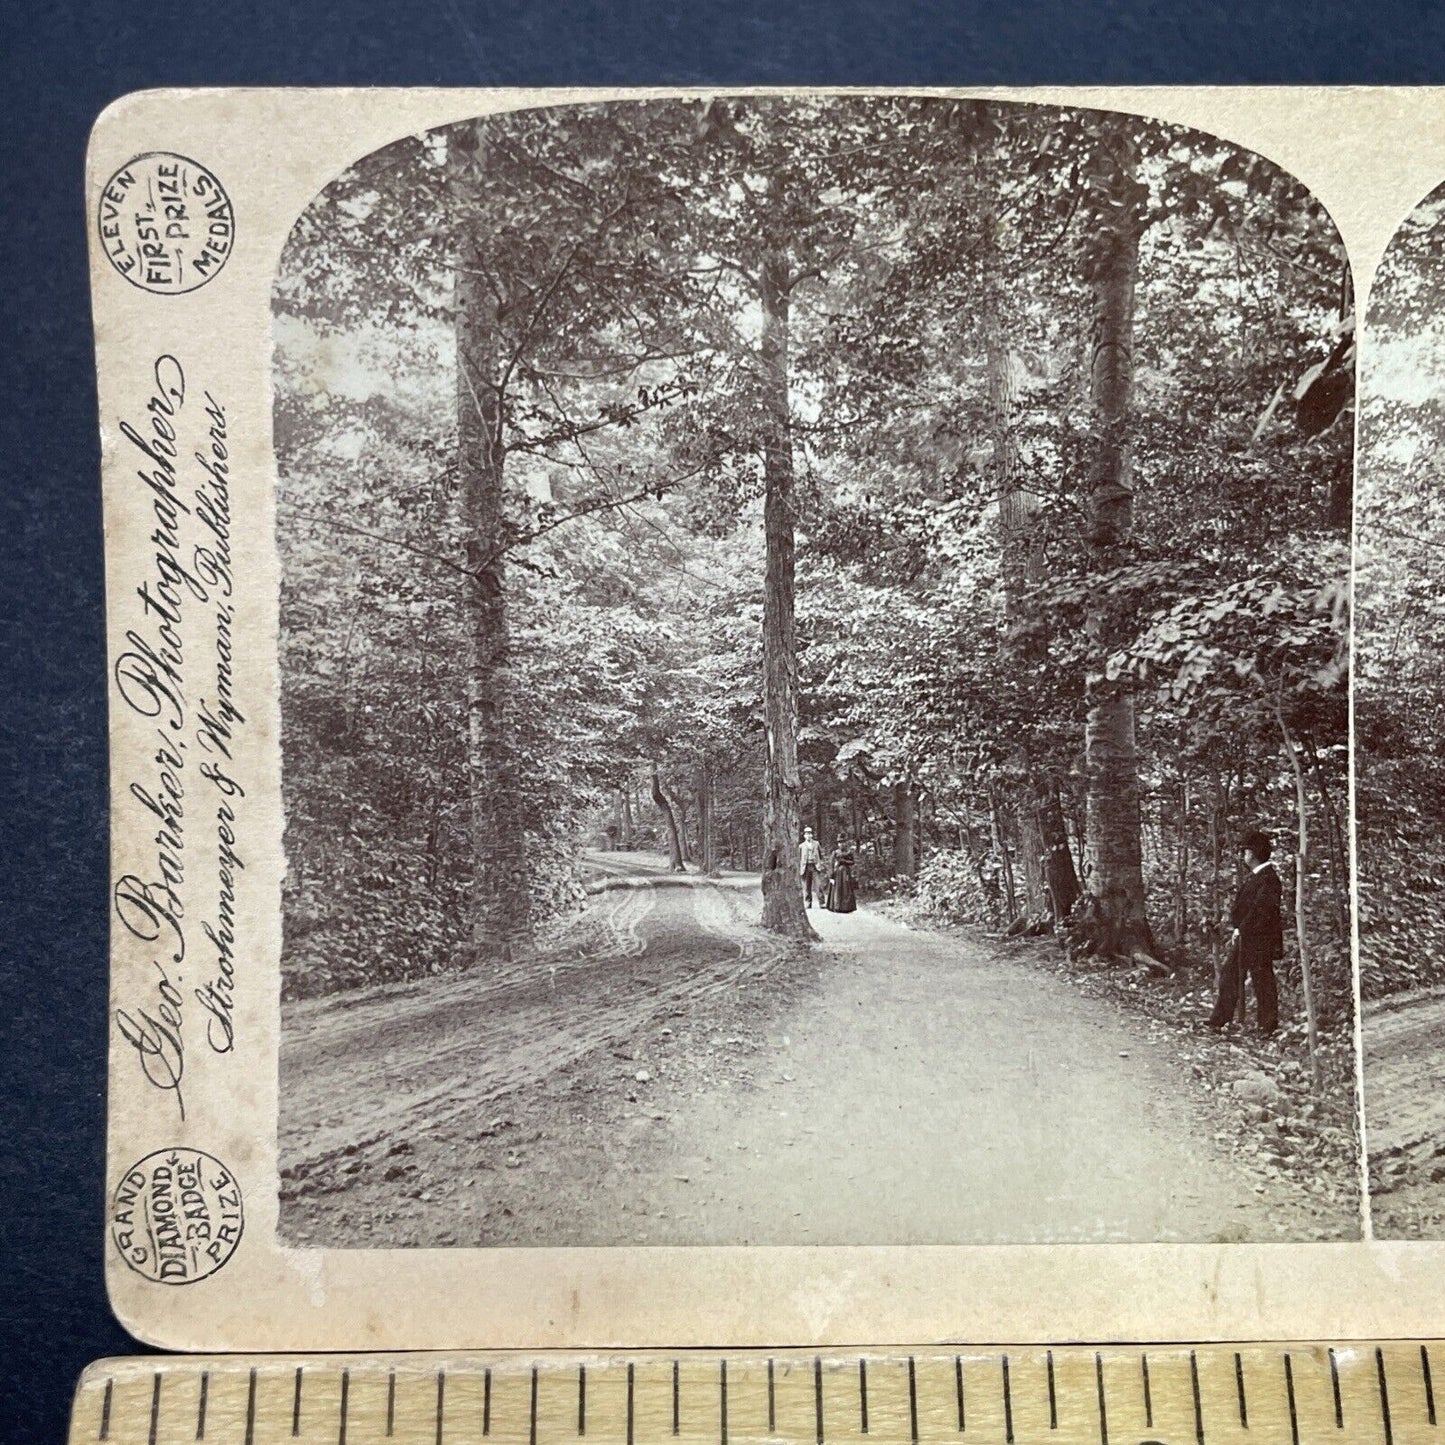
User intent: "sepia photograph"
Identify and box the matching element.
[270,95,1360,1250]
[1356,179,1445,1238]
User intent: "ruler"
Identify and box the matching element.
[69,1344,1441,1445]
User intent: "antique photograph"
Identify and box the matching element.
[1356,180,1445,1238]
[270,96,1359,1249]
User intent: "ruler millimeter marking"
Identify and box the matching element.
[74,1344,1443,1445]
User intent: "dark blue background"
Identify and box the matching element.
[4,2,1443,1439]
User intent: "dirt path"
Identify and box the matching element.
[280,868,1347,1247]
[1365,988,1445,1237]
[279,870,784,1188]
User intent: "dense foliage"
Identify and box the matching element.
[274,97,1351,1032]
[1356,187,1445,1000]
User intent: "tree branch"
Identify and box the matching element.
[288,507,472,577]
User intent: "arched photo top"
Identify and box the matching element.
[271,93,1360,1256]
[273,95,1355,536]
[1354,174,1445,1240]
[1355,177,1445,670]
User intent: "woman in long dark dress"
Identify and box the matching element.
[825,839,857,913]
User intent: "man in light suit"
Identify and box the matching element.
[1208,829,1285,1034]
[799,827,822,908]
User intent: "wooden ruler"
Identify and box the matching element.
[69,1344,1442,1445]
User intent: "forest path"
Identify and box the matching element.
[1365,989,1445,1237]
[279,866,1332,1246]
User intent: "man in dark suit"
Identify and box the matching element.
[1207,829,1284,1034]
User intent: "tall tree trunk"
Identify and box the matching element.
[1209,773,1223,989]
[988,301,1037,632]
[696,757,717,876]
[959,803,998,922]
[892,780,917,878]
[621,783,634,851]
[676,792,693,865]
[455,164,530,959]
[1016,806,1046,921]
[757,226,817,939]
[650,764,684,872]
[1173,776,1190,944]
[989,787,1017,923]
[1326,265,1354,529]
[1306,734,1350,939]
[986,275,1080,924]
[988,283,1042,916]
[1276,693,1322,1087]
[1081,138,1153,959]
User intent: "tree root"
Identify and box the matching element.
[1129,948,1173,978]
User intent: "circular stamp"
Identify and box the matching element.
[96,152,235,295]
[111,1147,244,1285]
